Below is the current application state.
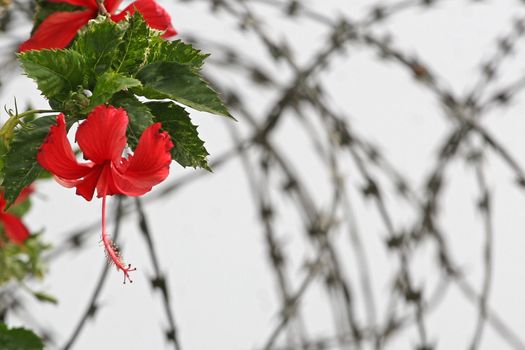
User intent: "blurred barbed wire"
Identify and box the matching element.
[2,0,525,349]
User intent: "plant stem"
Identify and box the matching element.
[96,0,109,16]
[0,109,57,142]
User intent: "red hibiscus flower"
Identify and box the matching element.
[19,0,177,52]
[37,105,173,282]
[0,187,33,245]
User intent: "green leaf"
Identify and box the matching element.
[19,49,85,101]
[111,92,155,150]
[6,197,31,218]
[115,13,208,76]
[88,71,141,111]
[71,17,124,86]
[32,291,58,305]
[38,170,53,180]
[136,62,233,118]
[0,234,49,285]
[0,140,8,186]
[149,38,209,70]
[115,12,155,76]
[0,323,44,350]
[3,115,57,207]
[146,101,210,170]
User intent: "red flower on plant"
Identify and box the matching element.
[37,105,173,282]
[0,187,33,245]
[19,0,177,52]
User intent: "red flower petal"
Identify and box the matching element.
[0,186,32,211]
[75,166,104,201]
[76,105,128,164]
[104,0,122,14]
[15,186,34,204]
[96,163,124,197]
[112,123,173,196]
[53,165,104,201]
[111,0,177,38]
[48,0,98,10]
[19,10,94,52]
[37,114,94,181]
[1,213,30,244]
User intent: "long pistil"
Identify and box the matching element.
[101,195,136,284]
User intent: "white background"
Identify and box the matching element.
[4,0,525,349]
